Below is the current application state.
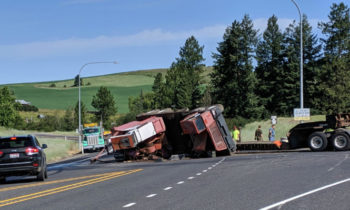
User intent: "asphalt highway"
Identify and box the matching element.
[0,151,349,210]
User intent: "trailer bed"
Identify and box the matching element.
[236,141,283,150]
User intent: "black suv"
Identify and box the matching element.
[0,135,48,183]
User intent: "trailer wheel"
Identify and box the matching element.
[308,132,328,151]
[331,133,349,151]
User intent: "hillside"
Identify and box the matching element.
[2,67,213,113]
[3,69,168,113]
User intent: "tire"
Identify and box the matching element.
[308,132,328,152]
[44,167,48,179]
[0,177,6,184]
[331,133,349,151]
[37,166,46,181]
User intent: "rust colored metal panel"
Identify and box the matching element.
[201,111,227,151]
[110,135,136,150]
[111,121,141,135]
[180,113,206,134]
[192,132,208,152]
[148,117,166,134]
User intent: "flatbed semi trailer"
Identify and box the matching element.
[287,113,350,151]
[236,114,350,152]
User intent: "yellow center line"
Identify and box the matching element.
[0,169,143,208]
[0,171,128,192]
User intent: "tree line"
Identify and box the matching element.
[130,2,349,123]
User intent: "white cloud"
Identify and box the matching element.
[0,18,323,59]
[0,25,226,59]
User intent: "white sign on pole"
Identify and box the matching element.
[271,116,277,125]
[294,108,310,121]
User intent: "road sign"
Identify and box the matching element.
[271,116,277,125]
[294,108,310,121]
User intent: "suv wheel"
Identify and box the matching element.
[37,167,46,181]
[0,176,6,184]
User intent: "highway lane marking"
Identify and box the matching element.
[0,169,143,208]
[146,194,157,198]
[121,158,226,209]
[0,171,128,192]
[328,154,349,172]
[208,167,212,170]
[260,177,350,210]
[123,203,136,208]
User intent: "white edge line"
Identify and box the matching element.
[146,194,157,198]
[123,202,136,208]
[203,170,207,172]
[188,176,195,180]
[177,181,184,184]
[196,173,202,176]
[260,178,350,210]
[164,187,172,190]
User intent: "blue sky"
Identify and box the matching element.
[0,0,345,84]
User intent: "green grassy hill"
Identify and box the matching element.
[3,67,213,114]
[3,69,168,113]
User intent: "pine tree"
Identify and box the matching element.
[152,73,165,109]
[91,86,117,126]
[73,75,83,87]
[255,15,284,116]
[211,15,262,119]
[284,15,322,112]
[163,36,205,109]
[318,2,350,113]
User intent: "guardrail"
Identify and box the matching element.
[34,133,79,141]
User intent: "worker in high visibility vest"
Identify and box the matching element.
[232,125,240,142]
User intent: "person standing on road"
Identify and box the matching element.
[255,125,263,141]
[232,126,240,142]
[268,125,276,141]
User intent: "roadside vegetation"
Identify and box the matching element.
[0,127,79,163]
[240,115,325,142]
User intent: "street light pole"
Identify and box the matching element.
[291,0,303,109]
[78,61,117,154]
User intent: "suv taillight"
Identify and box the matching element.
[25,147,39,155]
[0,150,3,157]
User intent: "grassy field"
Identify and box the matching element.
[1,67,215,114]
[239,115,325,142]
[3,68,170,113]
[0,127,79,163]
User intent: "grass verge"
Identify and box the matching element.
[0,127,80,163]
[239,115,325,142]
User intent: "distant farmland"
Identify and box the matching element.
[4,69,168,113]
[3,67,213,113]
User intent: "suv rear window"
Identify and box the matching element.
[0,137,34,149]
